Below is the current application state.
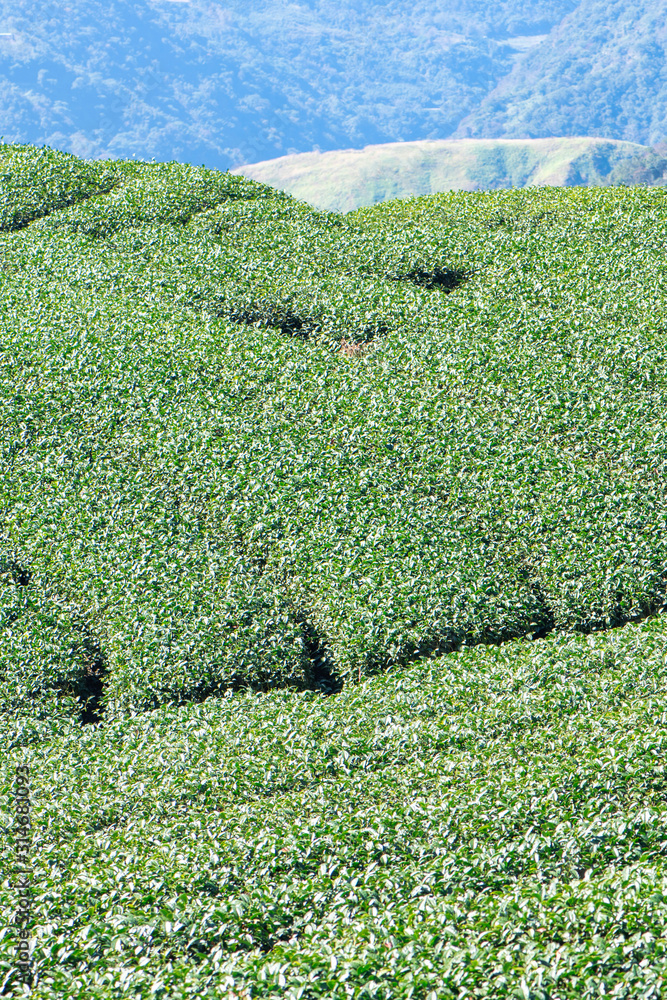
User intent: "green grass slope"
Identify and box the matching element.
[231,137,664,213]
[1,142,667,996]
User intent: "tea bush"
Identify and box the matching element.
[0,143,123,232]
[3,150,666,713]
[1,142,667,996]
[2,616,667,997]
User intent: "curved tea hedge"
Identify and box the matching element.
[3,614,667,997]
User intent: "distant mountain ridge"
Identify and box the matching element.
[455,0,667,145]
[0,0,666,172]
[231,137,667,214]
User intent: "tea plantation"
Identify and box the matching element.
[1,141,667,998]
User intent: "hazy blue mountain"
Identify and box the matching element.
[1,1,666,175]
[0,0,576,170]
[455,0,667,145]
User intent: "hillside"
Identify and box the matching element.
[456,0,667,144]
[231,136,667,213]
[2,0,667,170]
[2,143,667,996]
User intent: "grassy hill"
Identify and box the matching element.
[2,142,667,997]
[231,136,667,213]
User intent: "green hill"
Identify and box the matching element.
[2,142,667,997]
[231,136,667,213]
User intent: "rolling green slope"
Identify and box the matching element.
[231,137,665,213]
[1,141,667,715]
[4,616,667,998]
[2,143,667,996]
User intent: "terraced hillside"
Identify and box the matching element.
[1,142,667,997]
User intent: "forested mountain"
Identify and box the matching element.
[3,0,656,173]
[456,0,667,144]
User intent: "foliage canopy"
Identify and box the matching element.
[1,141,667,997]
